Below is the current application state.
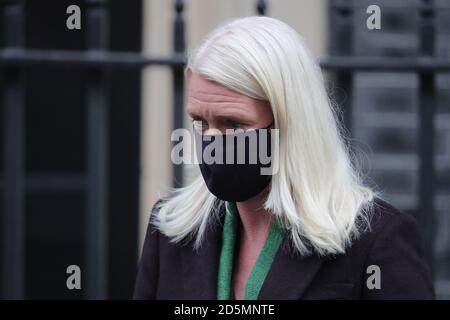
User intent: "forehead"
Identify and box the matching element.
[187,72,253,104]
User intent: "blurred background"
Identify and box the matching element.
[0,0,449,299]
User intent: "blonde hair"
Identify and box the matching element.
[153,16,379,256]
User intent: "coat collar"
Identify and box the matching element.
[258,241,324,299]
[180,200,324,300]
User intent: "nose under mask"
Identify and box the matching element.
[194,122,274,202]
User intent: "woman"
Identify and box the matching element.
[133,16,434,300]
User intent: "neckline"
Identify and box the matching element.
[217,201,286,300]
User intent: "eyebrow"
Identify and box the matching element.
[187,111,248,123]
[215,115,246,123]
[187,110,203,118]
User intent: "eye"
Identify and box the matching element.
[190,117,207,132]
[223,119,241,130]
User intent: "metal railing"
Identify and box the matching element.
[0,0,268,301]
[329,0,444,279]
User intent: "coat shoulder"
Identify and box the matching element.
[349,196,435,299]
[360,196,422,243]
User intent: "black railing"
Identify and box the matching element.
[2,0,26,300]
[1,0,448,299]
[0,0,268,301]
[84,0,110,300]
[172,0,185,188]
[417,0,437,273]
[0,0,138,300]
[329,0,442,280]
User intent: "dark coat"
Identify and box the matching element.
[133,196,435,300]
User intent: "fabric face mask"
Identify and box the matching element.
[194,122,274,202]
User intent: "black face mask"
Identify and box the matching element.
[194,122,274,202]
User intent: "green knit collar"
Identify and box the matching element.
[217,201,286,300]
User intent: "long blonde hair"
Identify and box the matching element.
[153,16,379,256]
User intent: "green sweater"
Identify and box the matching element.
[217,201,286,300]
